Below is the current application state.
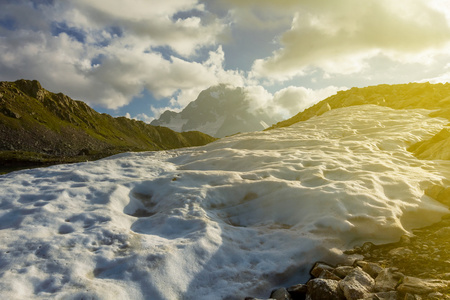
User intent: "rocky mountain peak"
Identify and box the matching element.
[151,84,281,138]
[14,79,45,100]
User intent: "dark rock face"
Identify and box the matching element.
[0,79,216,169]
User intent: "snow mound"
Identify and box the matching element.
[0,105,449,299]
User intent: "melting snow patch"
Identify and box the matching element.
[0,105,449,299]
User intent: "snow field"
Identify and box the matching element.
[0,105,449,299]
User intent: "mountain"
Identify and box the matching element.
[0,79,216,168]
[1,102,449,299]
[150,84,282,138]
[269,82,450,160]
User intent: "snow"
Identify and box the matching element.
[159,114,188,133]
[210,91,221,99]
[1,105,449,300]
[190,115,226,137]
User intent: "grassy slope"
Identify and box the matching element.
[269,82,450,160]
[0,79,216,169]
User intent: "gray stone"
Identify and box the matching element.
[388,247,413,257]
[333,266,355,279]
[310,262,335,278]
[270,288,292,300]
[355,261,383,279]
[374,268,399,292]
[317,269,341,281]
[362,291,398,300]
[306,278,344,300]
[286,283,307,299]
[403,293,422,300]
[397,276,450,294]
[338,267,374,300]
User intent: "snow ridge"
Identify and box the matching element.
[0,105,449,300]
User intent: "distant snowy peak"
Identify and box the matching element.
[151,84,281,138]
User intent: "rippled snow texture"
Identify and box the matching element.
[0,105,449,299]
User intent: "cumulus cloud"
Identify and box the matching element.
[273,85,347,117]
[233,0,450,80]
[0,0,234,110]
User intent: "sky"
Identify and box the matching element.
[1,0,450,123]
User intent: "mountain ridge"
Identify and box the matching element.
[0,79,216,169]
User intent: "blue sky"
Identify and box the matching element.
[1,0,450,122]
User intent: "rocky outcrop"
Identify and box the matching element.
[246,215,450,300]
[0,79,216,170]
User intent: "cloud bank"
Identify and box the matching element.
[0,0,239,109]
[1,0,450,120]
[245,0,450,80]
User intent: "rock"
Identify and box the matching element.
[2,107,21,119]
[270,288,292,300]
[362,291,398,300]
[310,262,335,278]
[355,261,383,279]
[397,276,450,294]
[388,247,413,257]
[400,234,413,244]
[306,278,345,300]
[403,293,423,300]
[427,292,445,300]
[374,268,400,292]
[286,284,307,300]
[361,242,375,253]
[317,269,341,281]
[334,266,355,279]
[338,267,374,300]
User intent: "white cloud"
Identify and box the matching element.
[240,0,450,80]
[150,105,183,120]
[418,72,450,84]
[243,85,274,114]
[124,112,154,123]
[0,0,242,111]
[273,85,347,117]
[134,113,154,124]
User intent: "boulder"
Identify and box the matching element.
[270,288,292,300]
[374,268,400,292]
[286,284,307,300]
[362,291,398,300]
[310,262,335,278]
[397,276,450,294]
[338,267,374,300]
[355,261,383,279]
[306,278,344,300]
[333,266,355,279]
[387,247,413,257]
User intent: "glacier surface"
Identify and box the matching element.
[0,105,449,299]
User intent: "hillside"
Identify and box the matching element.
[269,82,450,160]
[0,79,216,169]
[151,84,282,138]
